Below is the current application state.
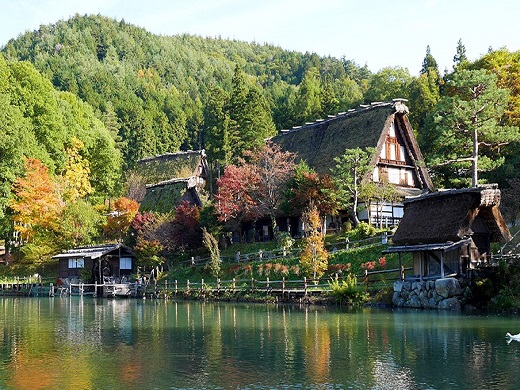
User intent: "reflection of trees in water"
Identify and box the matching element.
[4,299,520,388]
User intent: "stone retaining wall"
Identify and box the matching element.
[393,277,472,310]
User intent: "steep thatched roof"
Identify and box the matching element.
[140,179,203,214]
[270,100,433,193]
[136,150,207,184]
[392,186,511,245]
[272,103,392,174]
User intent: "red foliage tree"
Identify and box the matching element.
[215,163,261,230]
[169,200,202,251]
[245,141,296,231]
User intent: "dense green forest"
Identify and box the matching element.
[1,14,520,270]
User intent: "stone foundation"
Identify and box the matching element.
[393,277,471,310]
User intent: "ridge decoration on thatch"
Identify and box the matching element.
[271,99,433,197]
[136,150,208,186]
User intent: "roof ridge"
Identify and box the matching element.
[275,100,400,136]
[137,149,205,164]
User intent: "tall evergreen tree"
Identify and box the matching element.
[294,67,322,123]
[453,38,469,68]
[423,69,520,187]
[421,45,439,75]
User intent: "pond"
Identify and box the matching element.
[0,297,519,389]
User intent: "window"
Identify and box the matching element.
[68,258,84,269]
[388,167,400,184]
[389,123,396,138]
[120,257,132,270]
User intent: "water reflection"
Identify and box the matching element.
[1,298,520,389]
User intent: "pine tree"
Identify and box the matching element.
[453,39,468,68]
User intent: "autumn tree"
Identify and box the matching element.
[10,157,64,242]
[284,161,338,224]
[103,197,139,241]
[215,164,261,235]
[423,69,520,187]
[299,206,328,280]
[61,136,93,202]
[245,141,296,232]
[170,200,202,252]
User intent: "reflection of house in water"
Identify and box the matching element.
[386,186,511,281]
[136,150,209,213]
[271,99,433,233]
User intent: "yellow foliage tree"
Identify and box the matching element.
[62,136,93,202]
[299,206,328,280]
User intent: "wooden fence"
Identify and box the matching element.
[181,234,392,267]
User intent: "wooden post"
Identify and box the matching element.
[187,279,190,292]
[282,277,286,295]
[175,280,178,295]
[266,277,270,290]
[232,278,236,292]
[304,276,307,296]
[440,253,445,279]
[165,280,168,298]
[50,283,54,297]
[251,277,254,292]
[217,278,221,294]
[398,253,403,281]
[201,279,204,293]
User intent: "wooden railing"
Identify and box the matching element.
[181,234,392,267]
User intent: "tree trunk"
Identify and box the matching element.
[472,128,478,187]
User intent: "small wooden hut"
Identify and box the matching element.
[53,244,136,283]
[385,186,511,280]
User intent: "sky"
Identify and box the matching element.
[1,0,519,75]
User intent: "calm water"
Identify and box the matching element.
[0,297,519,389]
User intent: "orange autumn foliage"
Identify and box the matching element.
[10,157,64,241]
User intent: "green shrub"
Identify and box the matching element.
[276,231,295,250]
[351,222,376,240]
[328,274,369,306]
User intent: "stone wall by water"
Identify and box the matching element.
[393,277,472,310]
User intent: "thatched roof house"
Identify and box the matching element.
[271,99,433,225]
[136,150,208,213]
[386,186,511,280]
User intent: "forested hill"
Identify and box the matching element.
[1,14,372,169]
[2,14,520,192]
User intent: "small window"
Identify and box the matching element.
[68,258,84,269]
[389,123,396,138]
[120,257,132,270]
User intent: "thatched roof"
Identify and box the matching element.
[140,179,202,213]
[136,150,208,184]
[271,100,433,193]
[272,102,392,174]
[391,186,511,246]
